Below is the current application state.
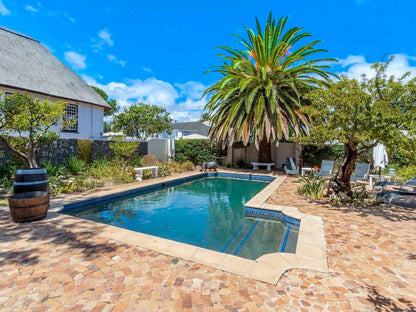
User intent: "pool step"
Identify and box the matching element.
[233,221,259,255]
[221,221,247,252]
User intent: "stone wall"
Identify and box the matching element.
[0,138,148,167]
[0,141,11,166]
[37,139,78,165]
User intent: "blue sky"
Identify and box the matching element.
[1,0,416,121]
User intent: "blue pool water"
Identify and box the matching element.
[65,174,299,260]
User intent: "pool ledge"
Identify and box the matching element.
[49,170,328,285]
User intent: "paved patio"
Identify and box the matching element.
[1,175,415,311]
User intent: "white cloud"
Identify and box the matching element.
[64,51,86,70]
[143,67,152,73]
[92,28,113,51]
[45,10,75,23]
[337,54,416,80]
[175,81,206,100]
[0,0,10,16]
[23,3,75,22]
[98,29,113,46]
[107,54,126,67]
[83,75,208,122]
[25,5,37,13]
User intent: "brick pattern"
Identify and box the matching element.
[0,175,415,311]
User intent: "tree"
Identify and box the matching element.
[200,112,210,123]
[0,93,68,168]
[203,13,335,162]
[91,86,119,117]
[113,103,172,138]
[109,136,139,163]
[302,59,416,199]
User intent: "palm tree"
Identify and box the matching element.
[203,13,336,163]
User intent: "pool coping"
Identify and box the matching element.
[49,170,328,285]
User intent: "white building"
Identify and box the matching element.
[0,27,110,139]
[160,121,210,140]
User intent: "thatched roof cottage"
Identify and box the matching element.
[0,27,110,139]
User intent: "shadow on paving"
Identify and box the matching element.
[327,203,416,223]
[366,285,416,312]
[0,209,119,266]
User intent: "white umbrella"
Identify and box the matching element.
[373,143,388,176]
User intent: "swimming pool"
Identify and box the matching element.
[64,173,299,260]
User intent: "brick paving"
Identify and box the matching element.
[1,176,416,311]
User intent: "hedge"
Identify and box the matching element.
[174,139,218,165]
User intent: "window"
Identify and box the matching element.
[62,104,78,132]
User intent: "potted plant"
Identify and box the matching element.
[0,93,69,222]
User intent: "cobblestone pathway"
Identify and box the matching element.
[1,176,415,311]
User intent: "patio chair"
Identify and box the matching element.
[374,175,416,192]
[350,163,370,182]
[314,160,334,177]
[376,180,416,206]
[285,157,299,175]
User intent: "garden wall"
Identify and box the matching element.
[91,139,148,161]
[0,138,148,166]
[226,142,302,169]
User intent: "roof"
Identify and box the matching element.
[0,27,110,109]
[172,121,210,136]
[183,133,209,140]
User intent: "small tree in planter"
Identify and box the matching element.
[0,93,68,168]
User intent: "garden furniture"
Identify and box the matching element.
[350,163,370,182]
[314,160,334,177]
[369,174,391,186]
[134,166,158,181]
[301,167,316,176]
[284,158,299,175]
[251,162,275,171]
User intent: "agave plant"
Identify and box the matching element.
[203,13,336,162]
[297,172,327,200]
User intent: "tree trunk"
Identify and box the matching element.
[328,143,358,198]
[0,136,35,168]
[258,136,272,163]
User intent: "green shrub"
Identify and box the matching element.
[157,161,194,174]
[130,156,142,167]
[77,139,93,163]
[158,164,172,177]
[397,165,416,181]
[67,157,87,175]
[41,160,66,177]
[0,164,15,192]
[141,154,158,166]
[109,137,139,162]
[181,161,194,171]
[91,157,110,169]
[174,139,219,165]
[297,173,326,200]
[302,144,343,167]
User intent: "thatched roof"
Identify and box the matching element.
[0,27,110,109]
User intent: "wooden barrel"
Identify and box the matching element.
[13,168,49,194]
[8,191,50,223]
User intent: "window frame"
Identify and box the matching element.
[62,104,79,133]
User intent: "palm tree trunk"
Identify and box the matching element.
[328,143,358,198]
[258,136,272,163]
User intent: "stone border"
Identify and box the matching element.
[50,170,327,284]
